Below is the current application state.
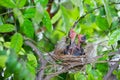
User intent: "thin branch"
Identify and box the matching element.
[43,33,55,45]
[44,62,85,80]
[72,2,120,29]
[44,49,120,80]
[24,40,47,80]
[0,6,36,16]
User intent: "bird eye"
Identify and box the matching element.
[81,36,86,41]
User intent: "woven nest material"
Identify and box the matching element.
[51,52,88,66]
[50,37,96,67]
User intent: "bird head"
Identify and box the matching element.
[78,34,86,43]
[69,29,77,43]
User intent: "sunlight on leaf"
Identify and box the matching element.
[108,29,120,45]
[74,72,86,80]
[0,24,15,33]
[13,8,24,26]
[11,33,23,53]
[51,9,62,24]
[102,0,112,26]
[16,0,26,8]
[0,0,16,8]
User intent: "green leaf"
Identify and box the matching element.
[0,50,7,68]
[6,49,18,72]
[0,0,16,8]
[51,9,62,24]
[96,16,109,31]
[87,74,94,80]
[96,63,108,75]
[4,42,10,48]
[27,53,37,68]
[13,8,24,26]
[86,64,92,73]
[33,2,44,24]
[26,63,35,74]
[16,0,26,8]
[60,6,71,33]
[0,17,3,25]
[43,11,53,32]
[24,8,36,19]
[21,19,34,38]
[108,29,120,45]
[102,0,112,26]
[11,33,23,53]
[71,0,81,7]
[35,0,48,7]
[0,24,15,33]
[74,72,86,80]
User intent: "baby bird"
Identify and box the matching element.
[65,29,77,55]
[73,34,86,56]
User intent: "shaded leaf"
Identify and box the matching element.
[0,0,16,8]
[0,24,15,33]
[96,16,109,31]
[13,8,24,26]
[0,50,7,68]
[11,33,23,53]
[21,19,34,38]
[108,29,120,45]
[43,11,53,32]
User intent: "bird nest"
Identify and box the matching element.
[50,37,90,66]
[51,53,87,66]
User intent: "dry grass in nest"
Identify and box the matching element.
[51,52,88,66]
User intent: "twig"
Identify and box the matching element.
[0,6,36,16]
[44,62,85,80]
[72,2,120,29]
[43,33,55,45]
[44,49,120,80]
[24,40,47,80]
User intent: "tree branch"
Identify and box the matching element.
[24,40,47,80]
[104,59,120,80]
[44,49,120,80]
[104,49,120,80]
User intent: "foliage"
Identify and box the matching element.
[0,0,120,80]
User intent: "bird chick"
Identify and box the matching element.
[77,34,86,48]
[72,34,86,56]
[68,29,77,55]
[69,29,77,44]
